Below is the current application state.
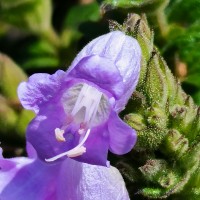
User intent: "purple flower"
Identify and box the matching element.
[18,31,141,166]
[0,144,130,200]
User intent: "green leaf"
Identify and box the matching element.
[23,56,59,70]
[167,0,200,24]
[168,22,200,89]
[0,53,27,101]
[64,2,100,29]
[193,90,200,105]
[186,74,200,88]
[20,38,59,70]
[26,39,57,56]
[0,0,52,34]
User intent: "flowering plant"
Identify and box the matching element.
[1,0,200,199]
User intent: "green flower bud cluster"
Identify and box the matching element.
[110,14,200,199]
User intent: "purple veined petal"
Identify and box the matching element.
[69,31,129,72]
[0,148,17,171]
[26,103,75,162]
[58,158,130,200]
[73,124,110,166]
[69,31,141,111]
[70,31,141,87]
[26,142,37,159]
[68,55,124,99]
[0,148,2,158]
[0,148,33,198]
[108,111,137,155]
[27,100,110,166]
[1,148,130,200]
[18,70,66,113]
[26,76,112,166]
[0,153,60,200]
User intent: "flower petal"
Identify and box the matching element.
[0,155,60,200]
[108,111,137,155]
[69,55,124,99]
[26,104,75,162]
[27,95,110,165]
[26,142,37,159]
[18,70,66,113]
[73,124,109,166]
[1,149,130,200]
[58,158,130,200]
[0,148,17,171]
[69,31,141,111]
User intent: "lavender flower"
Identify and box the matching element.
[18,31,141,166]
[0,144,130,200]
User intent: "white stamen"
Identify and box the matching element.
[55,128,65,142]
[61,83,110,127]
[67,146,86,158]
[71,84,102,124]
[45,129,91,162]
[78,129,85,135]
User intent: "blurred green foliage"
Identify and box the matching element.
[1,0,200,199]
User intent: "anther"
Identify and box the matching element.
[78,129,85,135]
[45,129,91,162]
[67,146,86,158]
[78,122,87,135]
[55,128,66,142]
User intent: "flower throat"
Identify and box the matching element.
[45,83,109,162]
